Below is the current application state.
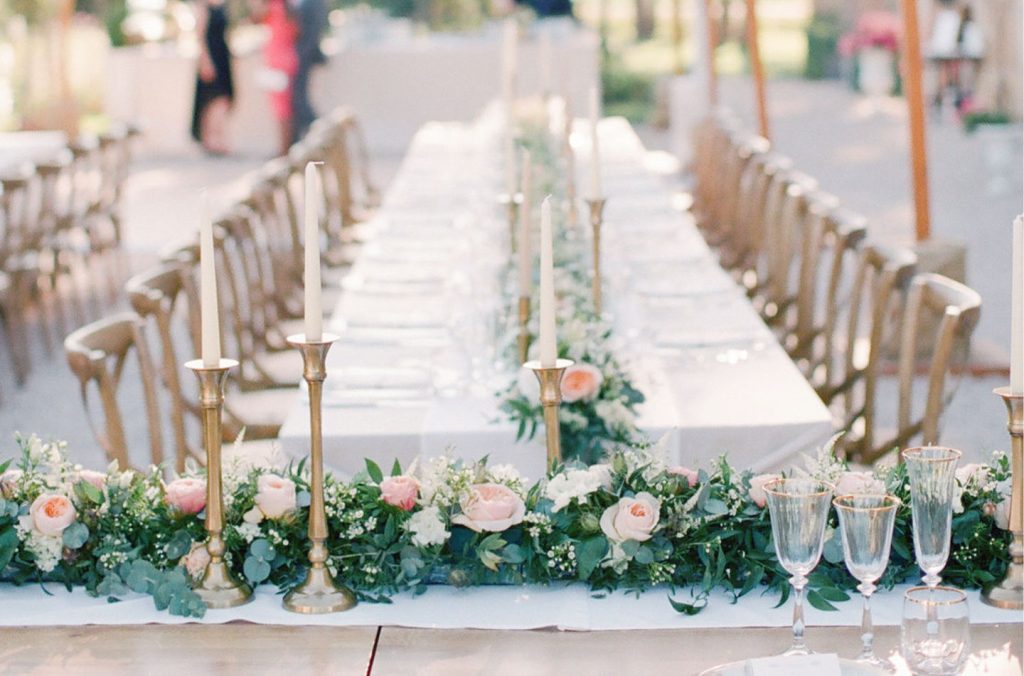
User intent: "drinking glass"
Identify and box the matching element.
[833,494,901,667]
[902,447,961,587]
[764,478,834,656]
[901,586,970,675]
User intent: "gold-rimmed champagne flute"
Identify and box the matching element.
[764,478,834,656]
[834,494,901,668]
[902,447,961,587]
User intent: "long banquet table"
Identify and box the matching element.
[278,107,833,478]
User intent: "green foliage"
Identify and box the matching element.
[963,112,1013,134]
[804,12,841,80]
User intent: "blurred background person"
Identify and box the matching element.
[291,0,328,143]
[190,0,233,154]
[251,0,298,155]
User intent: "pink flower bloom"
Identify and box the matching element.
[560,363,604,403]
[667,466,699,488]
[180,542,211,580]
[600,492,661,543]
[380,475,420,511]
[30,493,77,536]
[165,478,206,515]
[255,474,297,519]
[748,473,780,509]
[77,470,107,491]
[452,483,526,533]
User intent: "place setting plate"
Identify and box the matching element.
[699,656,890,676]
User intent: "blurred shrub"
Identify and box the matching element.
[804,11,840,79]
[962,111,1011,134]
[602,56,653,123]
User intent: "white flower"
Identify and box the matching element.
[16,515,62,573]
[558,408,588,431]
[834,471,885,497]
[544,465,612,512]
[956,463,989,490]
[594,399,634,434]
[406,505,449,547]
[488,464,526,491]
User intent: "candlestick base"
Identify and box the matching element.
[282,333,357,614]
[585,198,607,317]
[525,358,573,469]
[185,358,253,610]
[982,387,1024,610]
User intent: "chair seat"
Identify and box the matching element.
[224,387,297,439]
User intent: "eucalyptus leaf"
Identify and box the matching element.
[244,556,272,584]
[62,522,89,550]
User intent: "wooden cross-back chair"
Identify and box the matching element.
[829,243,917,457]
[754,169,818,328]
[64,312,165,471]
[704,129,765,251]
[692,111,738,235]
[331,109,380,220]
[788,192,868,382]
[137,252,293,443]
[852,273,981,464]
[718,137,773,273]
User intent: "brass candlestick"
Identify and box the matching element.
[284,333,357,614]
[525,358,573,469]
[517,295,531,365]
[586,198,607,316]
[185,358,252,609]
[498,192,523,253]
[983,386,1024,609]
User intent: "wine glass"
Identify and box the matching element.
[902,446,961,587]
[901,586,970,675]
[763,478,834,656]
[833,493,901,668]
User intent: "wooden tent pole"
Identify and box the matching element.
[705,0,719,106]
[744,0,770,140]
[900,0,932,241]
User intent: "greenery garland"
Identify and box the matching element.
[0,435,1012,618]
[499,112,644,464]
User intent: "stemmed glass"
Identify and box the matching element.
[763,478,835,656]
[902,447,961,587]
[833,494,901,668]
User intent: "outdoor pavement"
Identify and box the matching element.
[0,77,1019,470]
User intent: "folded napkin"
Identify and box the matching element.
[745,653,842,676]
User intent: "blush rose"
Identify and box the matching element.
[165,478,206,515]
[254,474,297,519]
[30,493,77,536]
[560,363,604,403]
[380,475,420,511]
[451,483,526,533]
[600,492,661,543]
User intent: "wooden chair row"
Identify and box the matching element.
[691,111,982,464]
[0,123,139,389]
[64,109,378,473]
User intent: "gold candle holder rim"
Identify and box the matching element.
[286,332,341,346]
[994,385,1023,400]
[185,358,240,372]
[524,358,575,371]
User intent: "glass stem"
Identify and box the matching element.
[858,582,876,661]
[791,576,808,654]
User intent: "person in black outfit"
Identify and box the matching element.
[191,0,234,154]
[290,0,328,143]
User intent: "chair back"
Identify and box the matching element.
[126,264,199,471]
[64,312,165,470]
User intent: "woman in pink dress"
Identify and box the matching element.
[252,0,299,155]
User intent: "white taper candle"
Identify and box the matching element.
[1012,216,1023,394]
[199,193,220,368]
[518,149,532,298]
[588,86,602,200]
[304,162,323,342]
[538,196,557,367]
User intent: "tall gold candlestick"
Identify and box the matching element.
[586,198,607,316]
[517,295,531,365]
[185,358,252,609]
[498,192,523,253]
[284,333,357,614]
[983,386,1024,609]
[526,358,573,469]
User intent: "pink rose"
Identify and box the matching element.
[749,473,780,509]
[560,363,604,403]
[600,492,661,543]
[165,478,206,515]
[955,463,989,487]
[668,466,699,488]
[255,474,297,519]
[451,483,526,533]
[30,493,77,536]
[180,542,211,580]
[834,471,885,497]
[77,470,107,490]
[380,475,420,511]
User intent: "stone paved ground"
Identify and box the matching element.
[1,77,1019,469]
